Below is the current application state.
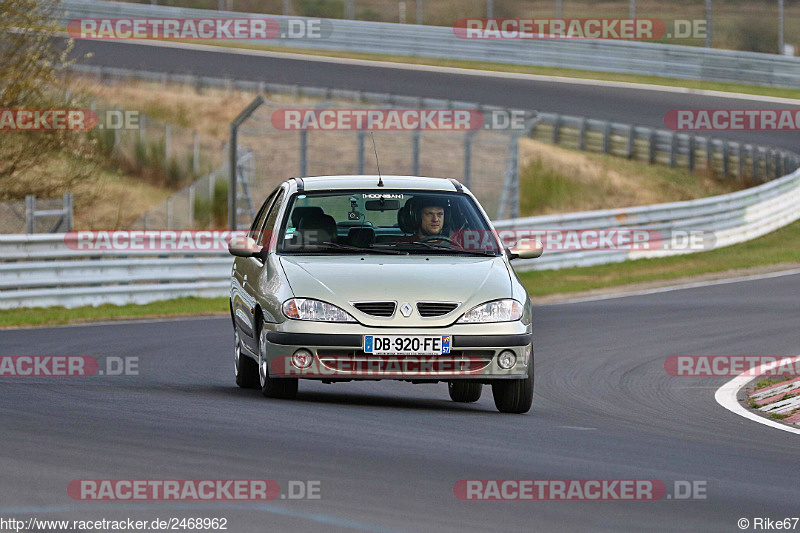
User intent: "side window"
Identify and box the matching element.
[249,189,279,241]
[257,189,286,247]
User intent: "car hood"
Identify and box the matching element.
[279,254,511,327]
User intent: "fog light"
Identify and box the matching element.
[292,349,314,369]
[497,350,517,369]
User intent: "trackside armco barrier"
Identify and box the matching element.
[55,0,800,88]
[1,168,798,309]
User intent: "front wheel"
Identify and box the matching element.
[491,361,533,414]
[234,330,259,389]
[258,326,298,399]
[448,381,483,403]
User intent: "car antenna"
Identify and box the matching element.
[370,132,384,187]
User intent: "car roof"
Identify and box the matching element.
[293,175,460,192]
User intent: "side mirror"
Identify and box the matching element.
[228,235,261,257]
[507,239,543,260]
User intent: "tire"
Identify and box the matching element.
[234,330,259,389]
[448,381,483,403]
[491,359,533,414]
[258,326,298,399]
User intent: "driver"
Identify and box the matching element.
[399,196,450,242]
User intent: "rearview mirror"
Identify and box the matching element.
[364,199,400,211]
[507,239,543,260]
[228,235,261,257]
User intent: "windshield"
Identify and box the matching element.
[276,190,502,255]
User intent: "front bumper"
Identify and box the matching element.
[262,324,533,381]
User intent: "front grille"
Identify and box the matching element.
[352,301,396,317]
[417,302,459,317]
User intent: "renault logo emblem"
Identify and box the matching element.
[400,302,413,317]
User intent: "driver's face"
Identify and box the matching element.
[420,206,445,236]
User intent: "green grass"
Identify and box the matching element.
[0,297,228,329]
[518,218,800,297]
[754,377,790,391]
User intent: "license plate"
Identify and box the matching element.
[364,335,452,356]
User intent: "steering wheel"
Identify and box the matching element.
[419,234,453,244]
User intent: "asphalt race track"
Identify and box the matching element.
[65,39,800,152]
[2,273,799,531]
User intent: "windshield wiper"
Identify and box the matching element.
[290,241,407,255]
[371,241,499,257]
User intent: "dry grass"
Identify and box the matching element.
[518,138,745,215]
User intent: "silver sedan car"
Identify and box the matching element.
[228,175,541,413]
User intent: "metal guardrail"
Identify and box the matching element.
[1,167,799,309]
[57,0,800,88]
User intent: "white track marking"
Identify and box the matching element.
[539,267,800,306]
[715,355,800,435]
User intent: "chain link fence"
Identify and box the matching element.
[228,93,535,229]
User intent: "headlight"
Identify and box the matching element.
[282,298,356,323]
[457,299,523,323]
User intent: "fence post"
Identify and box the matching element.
[669,133,677,167]
[648,129,656,164]
[688,135,696,171]
[192,130,200,175]
[412,129,420,176]
[167,197,173,230]
[165,123,172,162]
[706,138,714,170]
[25,195,35,234]
[357,131,365,174]
[463,130,476,188]
[602,121,612,154]
[189,184,196,228]
[299,130,308,177]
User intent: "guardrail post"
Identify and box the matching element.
[737,143,744,178]
[602,122,612,154]
[626,125,635,159]
[552,114,561,144]
[688,135,696,171]
[706,138,713,171]
[412,129,420,176]
[669,133,677,167]
[578,117,586,151]
[752,147,759,183]
[648,129,656,164]
[64,193,73,232]
[25,195,35,234]
[722,142,729,176]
